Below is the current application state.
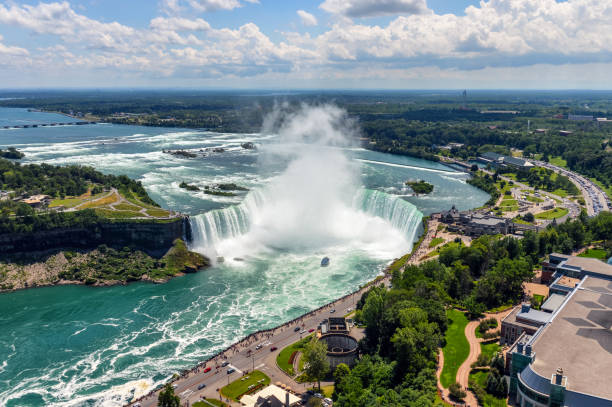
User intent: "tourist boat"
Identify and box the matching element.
[320,257,330,267]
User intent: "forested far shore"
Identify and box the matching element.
[3,91,611,195]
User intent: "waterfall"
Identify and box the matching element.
[352,188,423,240]
[189,188,423,251]
[190,189,266,248]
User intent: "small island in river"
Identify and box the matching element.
[180,181,248,197]
[406,180,434,195]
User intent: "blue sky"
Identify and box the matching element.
[0,0,611,89]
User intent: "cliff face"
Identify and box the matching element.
[0,217,189,256]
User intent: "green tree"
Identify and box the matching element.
[303,339,330,390]
[332,363,351,401]
[158,383,180,407]
[449,382,466,401]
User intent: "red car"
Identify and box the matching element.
[203,367,211,373]
[270,346,278,352]
[308,328,315,333]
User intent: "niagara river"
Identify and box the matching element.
[0,106,489,406]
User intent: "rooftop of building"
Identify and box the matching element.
[554,275,582,289]
[481,151,504,161]
[530,276,612,399]
[564,256,612,278]
[503,156,533,167]
[240,385,301,407]
[517,306,552,325]
[503,304,549,330]
[540,293,565,313]
[549,253,612,279]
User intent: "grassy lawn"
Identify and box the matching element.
[440,309,470,388]
[535,207,568,220]
[49,197,86,208]
[469,369,507,407]
[429,237,445,248]
[551,188,568,198]
[193,400,228,407]
[512,217,532,225]
[80,192,119,209]
[94,209,144,219]
[276,335,313,376]
[578,248,609,260]
[49,191,106,208]
[480,342,501,359]
[495,181,513,194]
[500,197,519,212]
[113,202,142,211]
[525,195,543,203]
[221,370,270,402]
[146,208,171,217]
[470,370,488,387]
[549,156,568,168]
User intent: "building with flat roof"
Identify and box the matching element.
[240,385,301,407]
[501,303,551,346]
[21,194,51,209]
[508,275,612,406]
[548,252,612,280]
[478,151,534,169]
[540,293,565,313]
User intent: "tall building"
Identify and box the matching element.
[507,254,612,407]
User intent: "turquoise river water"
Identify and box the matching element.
[0,107,488,406]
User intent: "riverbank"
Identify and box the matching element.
[129,261,395,406]
[0,239,209,293]
[129,223,435,406]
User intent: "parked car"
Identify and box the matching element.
[294,326,300,332]
[270,346,278,352]
[198,383,206,390]
[300,330,307,334]
[227,368,236,374]
[221,361,229,367]
[203,367,211,373]
[255,344,263,350]
[330,309,336,313]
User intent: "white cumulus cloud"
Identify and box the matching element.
[150,17,211,31]
[297,10,318,26]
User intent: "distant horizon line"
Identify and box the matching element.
[1,88,612,93]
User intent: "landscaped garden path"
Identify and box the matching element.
[437,307,515,406]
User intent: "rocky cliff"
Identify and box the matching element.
[0,217,191,256]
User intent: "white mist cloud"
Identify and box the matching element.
[202,105,412,258]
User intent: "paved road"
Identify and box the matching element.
[530,160,610,216]
[131,286,371,407]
